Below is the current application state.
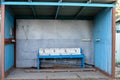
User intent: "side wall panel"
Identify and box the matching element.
[94,8,112,74]
[4,9,14,72]
[0,12,1,79]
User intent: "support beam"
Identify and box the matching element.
[55,6,60,19]
[29,0,37,18]
[14,18,16,68]
[2,2,116,7]
[112,8,116,78]
[15,15,93,20]
[74,0,91,19]
[1,5,5,80]
[55,0,62,19]
[30,6,36,18]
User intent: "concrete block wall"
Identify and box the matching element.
[16,20,94,68]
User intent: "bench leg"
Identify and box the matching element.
[37,58,40,70]
[81,58,85,68]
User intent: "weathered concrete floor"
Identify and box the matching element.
[5,68,111,80]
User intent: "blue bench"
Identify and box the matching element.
[37,48,85,69]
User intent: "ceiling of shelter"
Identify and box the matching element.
[5,0,116,19]
[7,5,104,19]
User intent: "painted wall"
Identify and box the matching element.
[16,20,94,68]
[4,9,14,72]
[116,33,120,63]
[0,14,1,79]
[116,23,120,63]
[5,44,14,72]
[94,8,112,74]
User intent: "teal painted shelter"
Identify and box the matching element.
[0,0,116,80]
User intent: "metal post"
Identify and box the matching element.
[1,5,5,80]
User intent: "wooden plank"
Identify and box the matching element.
[25,68,96,73]
[5,38,15,44]
[112,8,116,78]
[1,5,5,80]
